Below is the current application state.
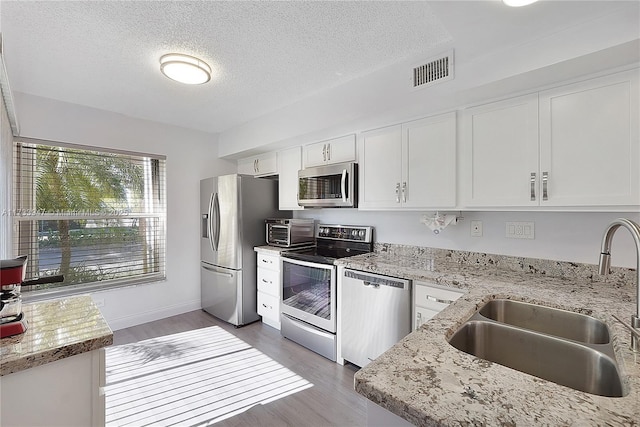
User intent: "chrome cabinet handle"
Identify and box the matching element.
[402,182,407,203]
[542,171,549,201]
[322,144,327,162]
[426,295,454,304]
[395,183,400,203]
[530,172,536,201]
[327,143,331,161]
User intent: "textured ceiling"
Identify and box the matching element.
[1,1,638,136]
[1,1,452,134]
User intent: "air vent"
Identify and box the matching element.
[412,50,454,89]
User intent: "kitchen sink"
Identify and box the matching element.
[479,299,610,344]
[448,299,625,397]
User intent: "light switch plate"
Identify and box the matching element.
[505,221,534,239]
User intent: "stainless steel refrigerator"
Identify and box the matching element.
[200,174,281,326]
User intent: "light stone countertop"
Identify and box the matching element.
[254,244,315,255]
[0,295,113,376]
[335,246,640,426]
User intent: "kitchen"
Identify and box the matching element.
[1,1,639,426]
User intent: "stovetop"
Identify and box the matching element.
[282,224,373,265]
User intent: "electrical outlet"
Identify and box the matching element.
[471,220,483,237]
[505,221,535,239]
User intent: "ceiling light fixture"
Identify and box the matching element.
[503,0,538,6]
[159,53,211,85]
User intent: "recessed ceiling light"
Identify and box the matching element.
[159,53,211,85]
[503,0,538,6]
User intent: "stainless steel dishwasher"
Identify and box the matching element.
[341,269,411,368]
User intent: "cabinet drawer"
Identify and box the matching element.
[257,253,280,271]
[414,282,464,307]
[257,291,279,322]
[257,268,280,296]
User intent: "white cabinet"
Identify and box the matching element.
[277,146,303,210]
[413,281,464,331]
[462,69,639,208]
[303,134,356,168]
[461,93,539,208]
[238,152,277,177]
[0,349,105,427]
[359,112,456,209]
[256,252,281,329]
[538,70,639,207]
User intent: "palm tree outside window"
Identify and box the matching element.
[11,138,166,297]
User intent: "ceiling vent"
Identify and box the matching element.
[412,50,454,90]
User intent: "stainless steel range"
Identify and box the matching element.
[280,224,373,361]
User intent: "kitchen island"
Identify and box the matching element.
[0,295,113,427]
[336,244,640,426]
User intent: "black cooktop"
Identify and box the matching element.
[282,225,373,265]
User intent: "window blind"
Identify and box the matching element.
[11,138,166,297]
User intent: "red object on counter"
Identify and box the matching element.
[0,255,28,286]
[0,314,28,338]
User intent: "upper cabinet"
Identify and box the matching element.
[237,152,277,177]
[278,146,303,210]
[303,134,356,168]
[461,69,639,209]
[359,112,457,210]
[538,70,639,207]
[461,94,539,207]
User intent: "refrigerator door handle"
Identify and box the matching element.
[207,192,216,253]
[212,192,221,251]
[201,264,234,277]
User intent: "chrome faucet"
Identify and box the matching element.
[598,218,640,352]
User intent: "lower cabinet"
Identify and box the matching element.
[256,252,282,329]
[413,281,465,330]
[0,349,105,427]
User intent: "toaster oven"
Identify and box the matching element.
[265,218,315,247]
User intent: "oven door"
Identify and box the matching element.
[281,257,336,333]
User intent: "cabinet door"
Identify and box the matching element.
[255,153,277,177]
[461,94,539,207]
[278,146,303,210]
[539,70,639,207]
[358,125,403,209]
[402,112,456,208]
[237,157,257,175]
[304,141,329,168]
[304,134,356,168]
[325,134,356,165]
[238,153,277,177]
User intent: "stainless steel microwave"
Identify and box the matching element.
[298,162,357,208]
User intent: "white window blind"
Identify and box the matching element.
[12,138,166,298]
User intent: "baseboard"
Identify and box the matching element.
[106,300,202,331]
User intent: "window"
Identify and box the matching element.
[11,137,166,298]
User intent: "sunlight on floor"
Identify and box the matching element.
[104,326,313,426]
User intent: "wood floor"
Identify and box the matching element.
[113,310,368,426]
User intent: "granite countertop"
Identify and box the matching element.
[336,246,640,426]
[0,295,113,376]
[254,244,315,255]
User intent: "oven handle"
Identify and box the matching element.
[281,256,335,270]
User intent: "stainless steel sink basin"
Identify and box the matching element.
[479,299,610,344]
[448,299,626,397]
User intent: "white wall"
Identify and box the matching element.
[13,92,236,330]
[295,209,640,269]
